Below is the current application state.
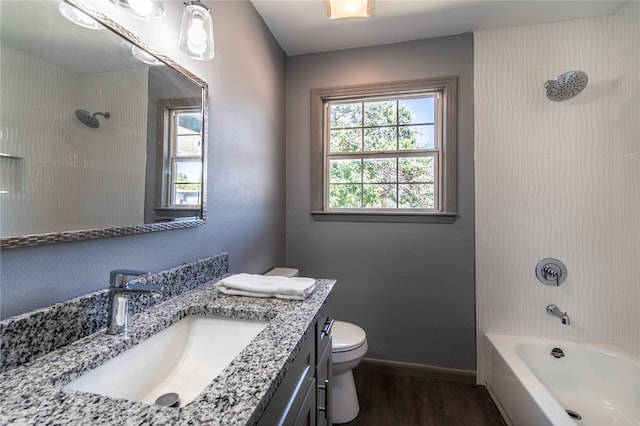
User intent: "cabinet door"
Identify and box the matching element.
[316,338,332,426]
[258,334,314,426]
[316,303,333,365]
[293,377,317,426]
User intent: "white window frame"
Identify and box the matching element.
[310,77,458,223]
[158,99,203,209]
[167,106,202,206]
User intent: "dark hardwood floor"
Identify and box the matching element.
[342,366,506,426]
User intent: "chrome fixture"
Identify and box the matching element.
[75,110,111,129]
[179,1,215,60]
[59,1,104,30]
[545,70,588,102]
[107,269,162,335]
[536,258,567,286]
[546,304,570,325]
[550,347,565,359]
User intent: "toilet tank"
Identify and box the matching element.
[264,267,299,278]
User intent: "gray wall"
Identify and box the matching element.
[0,2,286,319]
[285,34,475,370]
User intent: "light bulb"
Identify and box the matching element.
[128,0,153,17]
[179,1,215,60]
[187,16,207,45]
[59,1,104,30]
[131,45,162,66]
[187,40,207,55]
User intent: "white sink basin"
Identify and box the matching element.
[65,315,268,406]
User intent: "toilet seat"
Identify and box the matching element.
[332,321,366,353]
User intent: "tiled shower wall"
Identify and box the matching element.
[0,45,146,236]
[475,1,639,383]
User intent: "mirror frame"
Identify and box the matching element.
[0,0,208,249]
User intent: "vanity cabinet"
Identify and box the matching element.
[257,301,332,426]
[315,303,333,426]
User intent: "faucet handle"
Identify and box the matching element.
[109,269,148,288]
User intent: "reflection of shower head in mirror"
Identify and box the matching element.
[75,109,111,128]
[544,71,588,102]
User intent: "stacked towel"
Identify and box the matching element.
[216,273,316,300]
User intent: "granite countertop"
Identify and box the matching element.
[0,279,335,425]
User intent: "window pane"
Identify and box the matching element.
[329,184,361,208]
[176,134,201,156]
[330,103,362,128]
[398,184,435,209]
[174,161,202,183]
[175,112,202,156]
[173,161,202,205]
[330,129,362,152]
[399,124,435,150]
[329,159,361,183]
[364,101,396,126]
[399,157,434,182]
[398,97,435,125]
[177,112,202,132]
[363,158,396,183]
[364,127,396,151]
[363,184,397,208]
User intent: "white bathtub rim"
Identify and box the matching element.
[487,333,640,367]
[486,333,640,426]
[486,333,570,425]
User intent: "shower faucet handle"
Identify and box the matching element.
[536,258,567,286]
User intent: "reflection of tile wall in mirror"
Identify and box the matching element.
[0,155,24,194]
[0,0,207,248]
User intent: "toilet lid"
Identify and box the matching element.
[332,321,366,352]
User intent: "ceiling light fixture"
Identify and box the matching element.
[58,1,104,30]
[326,0,372,19]
[115,0,164,21]
[179,1,215,61]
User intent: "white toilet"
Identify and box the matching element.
[265,268,368,423]
[331,320,368,424]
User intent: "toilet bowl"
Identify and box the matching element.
[331,320,368,424]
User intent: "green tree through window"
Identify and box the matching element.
[327,96,437,210]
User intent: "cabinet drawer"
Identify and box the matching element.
[258,333,315,426]
[316,338,332,426]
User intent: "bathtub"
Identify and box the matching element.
[485,333,640,426]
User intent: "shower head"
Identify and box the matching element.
[544,71,588,102]
[75,109,111,128]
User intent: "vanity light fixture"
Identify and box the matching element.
[179,1,215,61]
[326,0,372,19]
[58,1,104,30]
[131,45,162,65]
[114,0,164,21]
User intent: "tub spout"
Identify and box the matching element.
[546,304,570,325]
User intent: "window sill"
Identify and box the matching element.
[154,207,201,217]
[310,211,458,224]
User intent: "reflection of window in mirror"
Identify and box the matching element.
[148,97,204,223]
[167,107,202,206]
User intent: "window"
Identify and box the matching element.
[167,107,202,206]
[310,77,458,223]
[156,98,203,210]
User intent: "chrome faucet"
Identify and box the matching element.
[546,304,570,325]
[106,269,162,335]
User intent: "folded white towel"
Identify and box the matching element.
[216,273,316,300]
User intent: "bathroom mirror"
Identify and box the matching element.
[0,0,208,249]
